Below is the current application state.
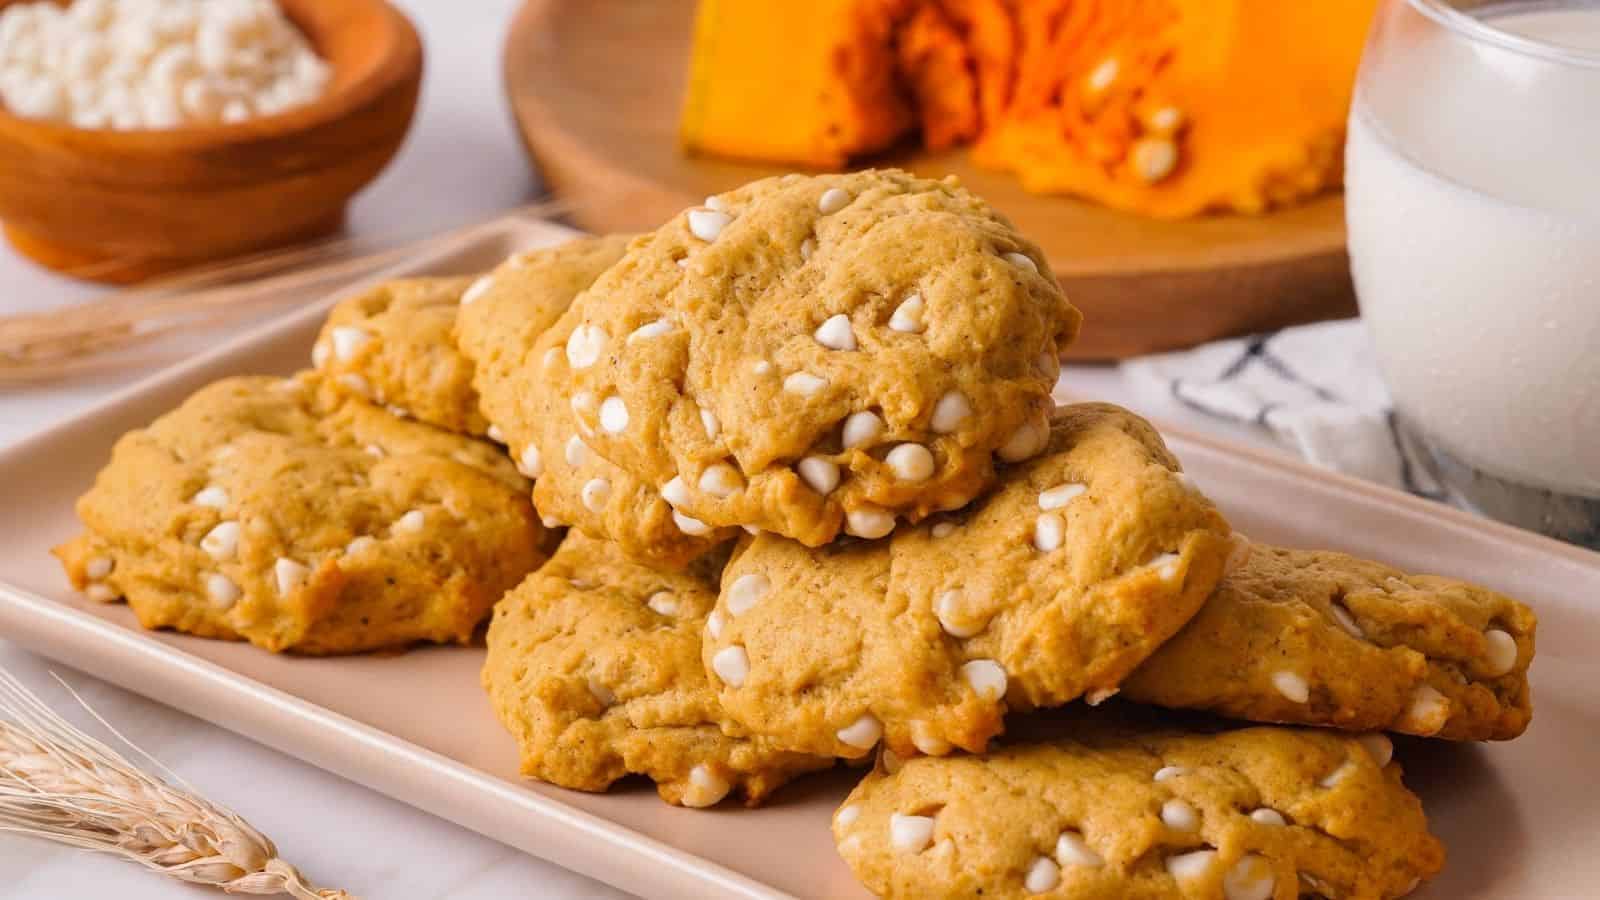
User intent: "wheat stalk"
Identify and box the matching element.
[0,669,351,899]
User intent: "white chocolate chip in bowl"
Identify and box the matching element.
[836,713,883,750]
[711,645,750,687]
[888,812,936,854]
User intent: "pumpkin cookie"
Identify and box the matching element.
[703,404,1232,759]
[457,233,735,568]
[482,532,831,807]
[834,723,1444,900]
[528,169,1082,547]
[312,276,486,435]
[1124,544,1536,741]
[54,374,548,655]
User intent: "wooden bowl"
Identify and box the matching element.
[0,0,423,283]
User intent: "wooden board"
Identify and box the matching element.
[502,0,1357,360]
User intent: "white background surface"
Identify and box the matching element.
[0,2,1276,897]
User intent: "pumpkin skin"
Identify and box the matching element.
[681,0,1377,218]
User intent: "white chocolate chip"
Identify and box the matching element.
[928,391,972,434]
[909,720,952,756]
[565,436,590,468]
[1161,798,1199,831]
[697,409,719,441]
[1330,603,1364,639]
[751,360,773,375]
[345,536,377,555]
[1320,762,1355,788]
[661,476,691,508]
[706,609,725,640]
[813,313,857,351]
[336,373,371,397]
[200,521,240,560]
[931,522,957,538]
[1033,513,1066,552]
[1154,765,1189,782]
[1484,628,1517,676]
[742,524,761,535]
[889,813,935,854]
[998,418,1048,462]
[727,573,770,616]
[646,591,677,616]
[1403,685,1449,734]
[1358,733,1394,767]
[888,294,926,334]
[704,195,726,211]
[682,764,731,808]
[581,478,612,512]
[1056,831,1103,868]
[541,514,565,529]
[627,318,674,343]
[818,187,850,214]
[687,208,732,242]
[784,372,828,396]
[881,749,904,774]
[711,645,750,686]
[273,557,309,596]
[1272,670,1310,704]
[487,424,505,443]
[599,396,629,434]
[1149,552,1182,581]
[836,805,861,827]
[1039,483,1087,510]
[1004,251,1039,274]
[800,237,816,260]
[1146,105,1184,134]
[1024,857,1061,894]
[1166,849,1217,883]
[461,274,494,306]
[519,445,544,478]
[797,456,840,495]
[311,342,330,369]
[935,589,985,638]
[673,511,712,536]
[85,557,113,580]
[1132,138,1179,183]
[961,659,1007,701]
[329,326,371,362]
[1222,854,1275,900]
[1250,808,1286,826]
[836,713,883,749]
[699,463,744,499]
[885,443,934,482]
[845,505,895,539]
[841,411,885,449]
[1086,57,1120,93]
[86,584,118,603]
[565,324,609,369]
[205,573,240,610]
[394,510,425,534]
[542,347,561,370]
[191,486,229,509]
[587,677,615,707]
[1086,687,1119,706]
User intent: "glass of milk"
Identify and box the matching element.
[1347,0,1600,547]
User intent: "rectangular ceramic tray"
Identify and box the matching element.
[1,217,1597,899]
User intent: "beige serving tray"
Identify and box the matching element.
[0,217,1596,899]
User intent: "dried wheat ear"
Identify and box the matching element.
[0,669,351,899]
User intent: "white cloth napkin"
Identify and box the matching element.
[1121,319,1443,499]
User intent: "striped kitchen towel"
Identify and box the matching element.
[1122,319,1443,499]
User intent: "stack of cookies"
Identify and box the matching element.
[56,169,1536,899]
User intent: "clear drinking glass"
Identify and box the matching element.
[1346,0,1600,547]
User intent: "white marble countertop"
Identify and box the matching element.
[0,2,1281,896]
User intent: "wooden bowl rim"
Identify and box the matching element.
[0,0,422,154]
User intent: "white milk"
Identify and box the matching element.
[1346,3,1600,495]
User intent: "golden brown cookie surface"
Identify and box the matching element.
[703,404,1232,759]
[834,723,1444,900]
[312,276,485,435]
[54,374,547,655]
[1123,544,1537,741]
[457,234,732,568]
[481,532,830,807]
[529,169,1082,547]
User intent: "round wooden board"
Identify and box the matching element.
[503,0,1356,360]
